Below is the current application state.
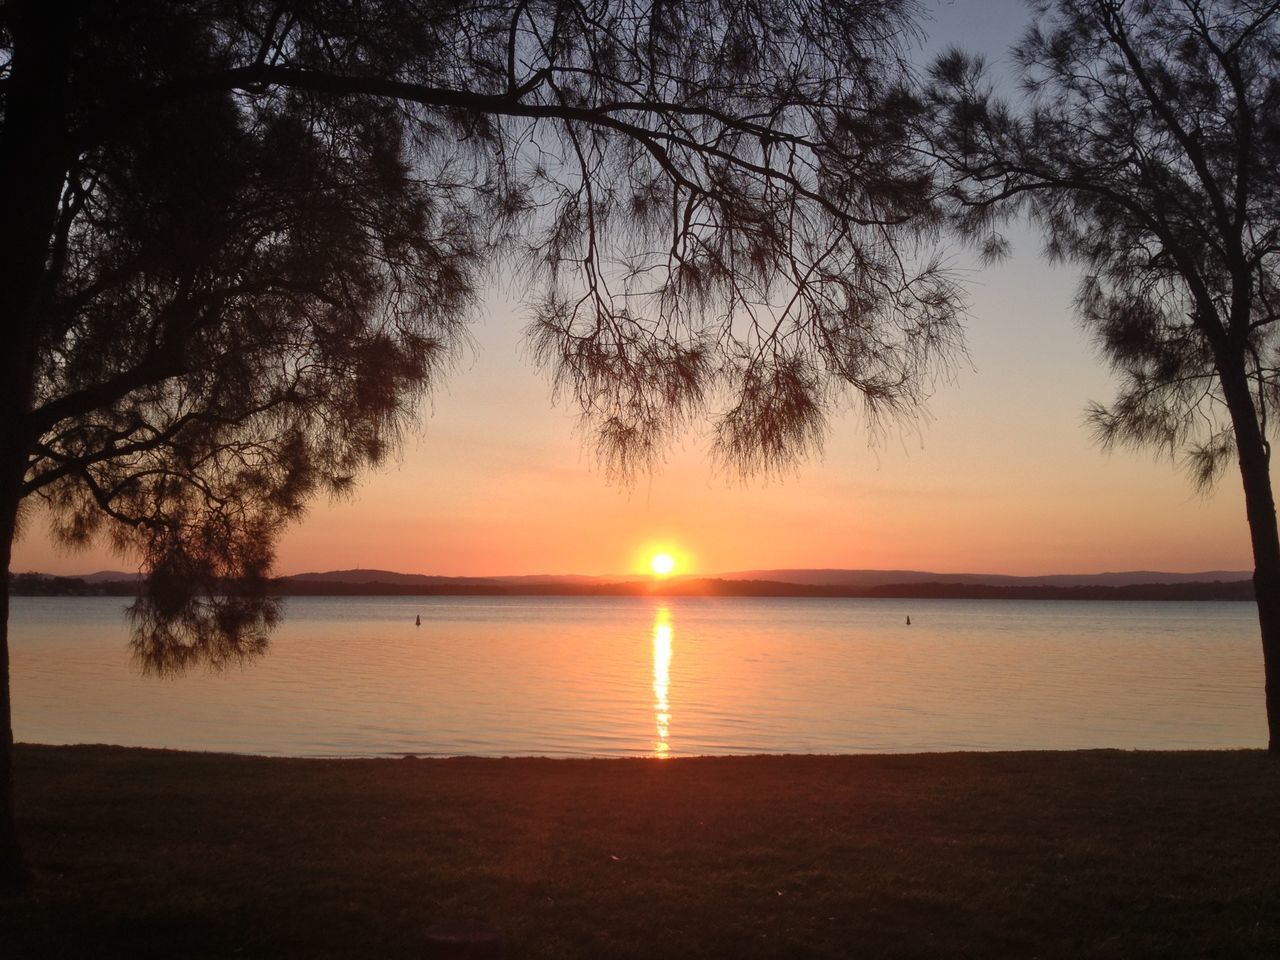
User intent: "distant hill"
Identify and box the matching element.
[51,566,1252,589]
[270,575,1253,601]
[289,569,638,586]
[76,570,142,583]
[11,570,141,584]
[13,566,1255,600]
[269,568,1255,601]
[290,567,1253,589]
[290,569,501,586]
[716,568,1253,588]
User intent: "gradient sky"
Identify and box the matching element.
[12,0,1264,579]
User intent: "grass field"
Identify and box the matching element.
[3,745,1279,958]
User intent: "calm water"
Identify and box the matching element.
[8,595,1266,756]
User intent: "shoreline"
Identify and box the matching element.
[11,577,1257,601]
[13,740,1272,760]
[6,744,1279,958]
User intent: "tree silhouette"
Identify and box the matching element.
[922,0,1280,750]
[0,1,959,886]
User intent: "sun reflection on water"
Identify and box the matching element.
[652,606,672,758]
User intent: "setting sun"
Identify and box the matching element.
[650,552,676,576]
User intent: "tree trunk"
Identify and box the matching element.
[1218,360,1280,753]
[0,0,76,891]
[1236,443,1280,754]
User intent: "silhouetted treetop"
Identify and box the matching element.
[77,0,960,476]
[922,0,1280,485]
[916,0,1280,750]
[3,0,958,677]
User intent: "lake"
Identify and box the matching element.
[8,595,1265,756]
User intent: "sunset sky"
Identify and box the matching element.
[13,0,1261,579]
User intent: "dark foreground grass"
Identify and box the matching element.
[3,746,1279,959]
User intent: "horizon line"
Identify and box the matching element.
[23,563,1257,582]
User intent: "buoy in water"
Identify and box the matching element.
[906,615,911,625]
[415,615,421,627]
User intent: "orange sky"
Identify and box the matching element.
[15,240,1258,579]
[10,1,1264,580]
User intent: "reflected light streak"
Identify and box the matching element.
[652,606,672,758]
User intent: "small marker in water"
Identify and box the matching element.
[906,615,911,625]
[415,615,421,627]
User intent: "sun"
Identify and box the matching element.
[649,552,677,577]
